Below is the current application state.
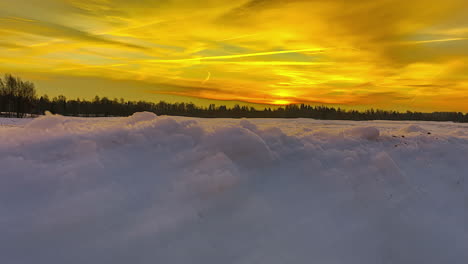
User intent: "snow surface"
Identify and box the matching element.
[1,112,467,264]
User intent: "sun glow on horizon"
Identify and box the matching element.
[1,0,468,111]
[272,100,292,105]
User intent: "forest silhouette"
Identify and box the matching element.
[1,74,467,122]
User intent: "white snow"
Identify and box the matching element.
[1,113,467,264]
[344,126,380,140]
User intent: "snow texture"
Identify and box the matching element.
[1,113,468,264]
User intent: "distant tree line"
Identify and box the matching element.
[1,74,468,122]
[0,74,37,117]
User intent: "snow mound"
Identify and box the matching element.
[26,113,75,129]
[125,111,158,125]
[239,119,259,132]
[399,124,428,134]
[206,126,274,167]
[345,126,380,140]
[1,114,468,264]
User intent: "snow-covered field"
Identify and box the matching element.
[1,112,467,264]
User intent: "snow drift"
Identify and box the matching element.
[1,113,467,264]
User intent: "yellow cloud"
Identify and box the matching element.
[1,0,468,111]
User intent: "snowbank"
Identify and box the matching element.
[1,114,467,264]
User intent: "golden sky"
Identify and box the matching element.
[1,0,468,111]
